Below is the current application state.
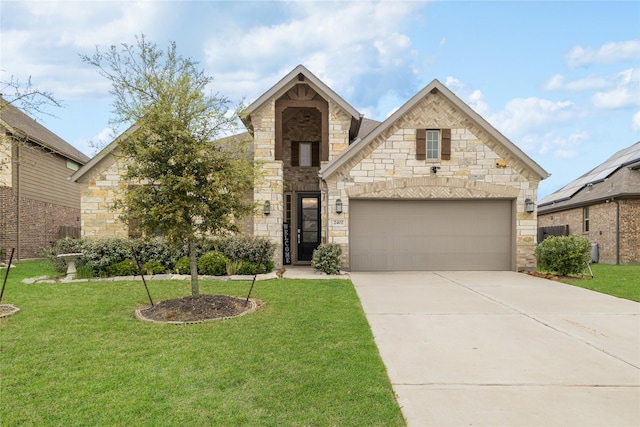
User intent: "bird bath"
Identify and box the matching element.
[57,253,83,280]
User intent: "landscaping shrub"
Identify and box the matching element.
[214,235,276,266]
[535,235,591,276]
[174,257,191,274]
[197,251,229,276]
[311,243,342,274]
[237,260,258,275]
[106,259,138,277]
[142,260,165,275]
[81,238,133,276]
[226,260,243,276]
[132,237,182,272]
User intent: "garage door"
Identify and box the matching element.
[350,200,513,271]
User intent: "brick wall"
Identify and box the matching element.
[0,186,80,259]
[538,199,640,264]
[620,199,640,264]
[282,108,321,192]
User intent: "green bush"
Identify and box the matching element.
[311,243,342,275]
[237,260,258,275]
[174,257,191,274]
[132,237,182,273]
[142,260,165,275]
[197,251,229,276]
[106,259,138,277]
[535,235,591,276]
[214,235,276,265]
[226,260,243,276]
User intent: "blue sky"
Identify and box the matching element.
[1,0,639,199]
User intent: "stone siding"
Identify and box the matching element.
[323,91,540,270]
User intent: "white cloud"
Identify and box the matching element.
[203,1,424,104]
[543,74,610,91]
[632,111,640,131]
[489,97,577,139]
[537,131,588,159]
[567,40,640,68]
[0,1,168,100]
[74,126,117,156]
[591,68,640,109]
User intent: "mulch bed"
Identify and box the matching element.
[137,294,261,324]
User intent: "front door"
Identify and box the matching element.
[297,193,321,262]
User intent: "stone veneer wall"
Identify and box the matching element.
[251,97,353,267]
[323,91,540,271]
[77,154,129,238]
[538,199,640,264]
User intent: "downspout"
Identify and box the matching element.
[15,143,20,260]
[319,176,328,244]
[615,199,620,265]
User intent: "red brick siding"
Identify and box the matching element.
[0,186,80,259]
[619,199,640,264]
[538,199,640,264]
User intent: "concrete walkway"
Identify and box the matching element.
[351,271,640,427]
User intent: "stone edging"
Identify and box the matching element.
[0,304,20,318]
[134,297,259,325]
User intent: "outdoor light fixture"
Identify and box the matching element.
[336,199,343,214]
[431,166,441,174]
[525,198,535,214]
[263,201,271,216]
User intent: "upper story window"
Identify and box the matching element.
[416,128,451,161]
[426,130,439,160]
[299,142,312,167]
[291,141,320,167]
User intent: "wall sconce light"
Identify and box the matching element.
[335,199,343,214]
[431,166,441,174]
[263,200,271,216]
[525,198,535,214]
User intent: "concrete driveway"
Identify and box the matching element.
[351,271,640,427]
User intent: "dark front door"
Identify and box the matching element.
[297,193,321,262]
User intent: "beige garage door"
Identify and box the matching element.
[350,200,513,271]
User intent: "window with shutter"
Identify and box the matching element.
[416,128,452,160]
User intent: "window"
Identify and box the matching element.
[66,160,79,171]
[291,141,320,167]
[583,207,590,232]
[299,142,312,167]
[416,128,451,160]
[426,130,439,159]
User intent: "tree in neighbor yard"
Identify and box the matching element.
[82,35,256,297]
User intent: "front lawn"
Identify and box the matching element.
[559,263,640,302]
[0,260,405,426]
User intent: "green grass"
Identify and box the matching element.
[559,263,640,302]
[0,260,405,426]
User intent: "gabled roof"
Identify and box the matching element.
[0,97,89,164]
[70,124,138,183]
[318,79,549,180]
[241,64,363,132]
[538,141,640,213]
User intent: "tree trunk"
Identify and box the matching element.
[188,236,199,297]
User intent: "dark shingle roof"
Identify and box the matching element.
[0,98,90,164]
[538,141,640,213]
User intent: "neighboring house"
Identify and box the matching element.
[0,98,90,259]
[71,65,548,271]
[538,142,640,264]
